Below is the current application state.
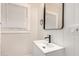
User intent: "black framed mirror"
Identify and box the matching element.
[43,3,64,30]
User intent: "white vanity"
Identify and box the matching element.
[33,40,65,56]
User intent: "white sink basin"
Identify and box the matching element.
[33,40,65,54]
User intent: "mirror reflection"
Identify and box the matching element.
[44,3,64,30]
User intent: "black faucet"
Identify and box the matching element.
[45,35,51,43]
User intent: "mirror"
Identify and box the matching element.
[1,3,29,32]
[43,3,64,30]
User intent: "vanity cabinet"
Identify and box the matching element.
[32,40,65,56]
[33,44,65,56]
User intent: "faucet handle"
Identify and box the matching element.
[44,37,49,39]
[44,35,51,39]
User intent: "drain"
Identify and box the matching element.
[42,46,46,49]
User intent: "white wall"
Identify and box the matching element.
[73,3,79,56]
[0,3,1,56]
[38,3,79,56]
[63,4,75,56]
[1,3,39,56]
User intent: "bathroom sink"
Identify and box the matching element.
[33,40,65,54]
